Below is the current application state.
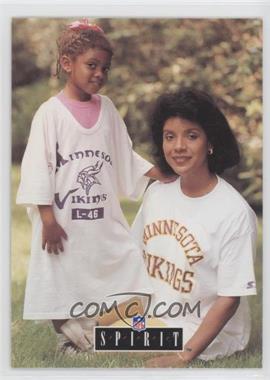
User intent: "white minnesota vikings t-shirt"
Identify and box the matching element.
[131,177,257,360]
[16,95,154,319]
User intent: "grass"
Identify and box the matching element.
[11,165,262,368]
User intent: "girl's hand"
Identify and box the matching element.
[42,220,68,254]
[158,173,178,183]
[145,166,178,183]
[38,205,68,254]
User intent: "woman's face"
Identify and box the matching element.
[162,117,211,178]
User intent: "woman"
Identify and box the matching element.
[132,88,257,367]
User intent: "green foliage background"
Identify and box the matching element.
[12,17,262,209]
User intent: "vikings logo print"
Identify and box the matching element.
[77,161,104,195]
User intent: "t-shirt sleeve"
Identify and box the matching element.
[108,98,154,200]
[217,210,257,296]
[131,203,145,251]
[16,104,56,206]
[131,184,157,250]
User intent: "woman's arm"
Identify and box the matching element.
[145,295,240,367]
[181,295,240,362]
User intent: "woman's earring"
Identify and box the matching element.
[208,147,214,155]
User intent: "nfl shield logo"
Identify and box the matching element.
[132,315,146,331]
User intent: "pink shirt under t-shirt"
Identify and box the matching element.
[57,91,101,129]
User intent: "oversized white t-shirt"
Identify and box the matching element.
[131,177,257,360]
[16,95,154,319]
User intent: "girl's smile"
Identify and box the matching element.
[62,48,111,101]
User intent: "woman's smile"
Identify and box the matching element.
[163,117,210,178]
[172,155,192,165]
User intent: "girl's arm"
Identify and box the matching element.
[145,166,177,183]
[38,205,68,255]
[145,295,240,367]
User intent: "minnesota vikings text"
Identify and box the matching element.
[143,251,194,293]
[71,193,107,204]
[143,219,204,266]
[56,146,112,170]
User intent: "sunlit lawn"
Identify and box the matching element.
[11,165,262,368]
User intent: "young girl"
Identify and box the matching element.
[16,19,167,354]
[131,88,258,367]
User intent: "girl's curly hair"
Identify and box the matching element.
[56,27,113,77]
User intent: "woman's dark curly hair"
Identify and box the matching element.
[56,27,113,77]
[150,88,240,175]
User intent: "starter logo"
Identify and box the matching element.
[95,324,183,352]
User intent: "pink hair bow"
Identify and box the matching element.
[68,18,104,33]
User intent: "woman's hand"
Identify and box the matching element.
[144,352,188,368]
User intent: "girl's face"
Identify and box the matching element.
[162,117,212,179]
[62,48,111,101]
